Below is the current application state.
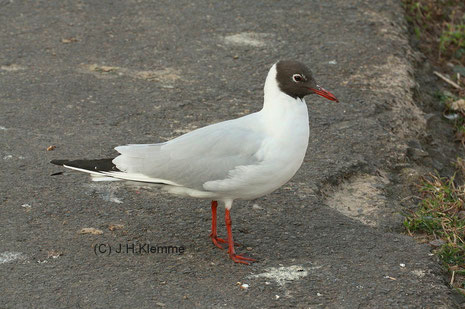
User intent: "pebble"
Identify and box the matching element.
[252,204,262,210]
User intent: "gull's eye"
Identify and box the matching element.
[292,74,303,82]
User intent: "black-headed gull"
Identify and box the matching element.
[52,60,338,264]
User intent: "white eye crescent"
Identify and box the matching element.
[292,74,303,82]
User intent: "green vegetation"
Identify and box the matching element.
[405,172,465,290]
[403,0,465,64]
[440,24,465,60]
[402,0,465,292]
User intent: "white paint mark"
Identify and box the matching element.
[224,32,270,47]
[249,265,319,286]
[317,292,323,296]
[109,197,122,203]
[328,60,337,65]
[21,203,32,209]
[2,154,24,160]
[400,263,406,268]
[84,183,123,204]
[0,64,26,71]
[412,269,426,278]
[0,126,7,130]
[0,252,24,264]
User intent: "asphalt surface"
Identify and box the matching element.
[1,0,463,308]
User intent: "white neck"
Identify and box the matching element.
[259,63,309,137]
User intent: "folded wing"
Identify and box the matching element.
[111,118,265,190]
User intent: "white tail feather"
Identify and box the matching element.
[62,164,178,186]
[91,176,122,182]
[100,171,181,186]
[63,165,103,176]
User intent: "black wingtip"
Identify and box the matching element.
[50,159,69,166]
[50,158,119,172]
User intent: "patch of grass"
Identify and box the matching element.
[437,90,457,105]
[403,0,465,294]
[440,24,465,60]
[438,243,465,266]
[405,171,465,289]
[403,0,465,65]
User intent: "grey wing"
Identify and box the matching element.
[111,119,264,190]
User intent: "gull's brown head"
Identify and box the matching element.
[275,60,338,102]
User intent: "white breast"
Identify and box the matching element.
[203,64,310,200]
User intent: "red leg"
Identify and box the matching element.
[225,209,256,264]
[209,201,227,249]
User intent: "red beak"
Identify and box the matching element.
[309,86,339,102]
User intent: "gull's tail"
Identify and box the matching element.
[50,158,122,181]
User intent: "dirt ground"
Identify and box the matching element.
[1,0,464,307]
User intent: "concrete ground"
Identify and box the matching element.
[1,0,463,308]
